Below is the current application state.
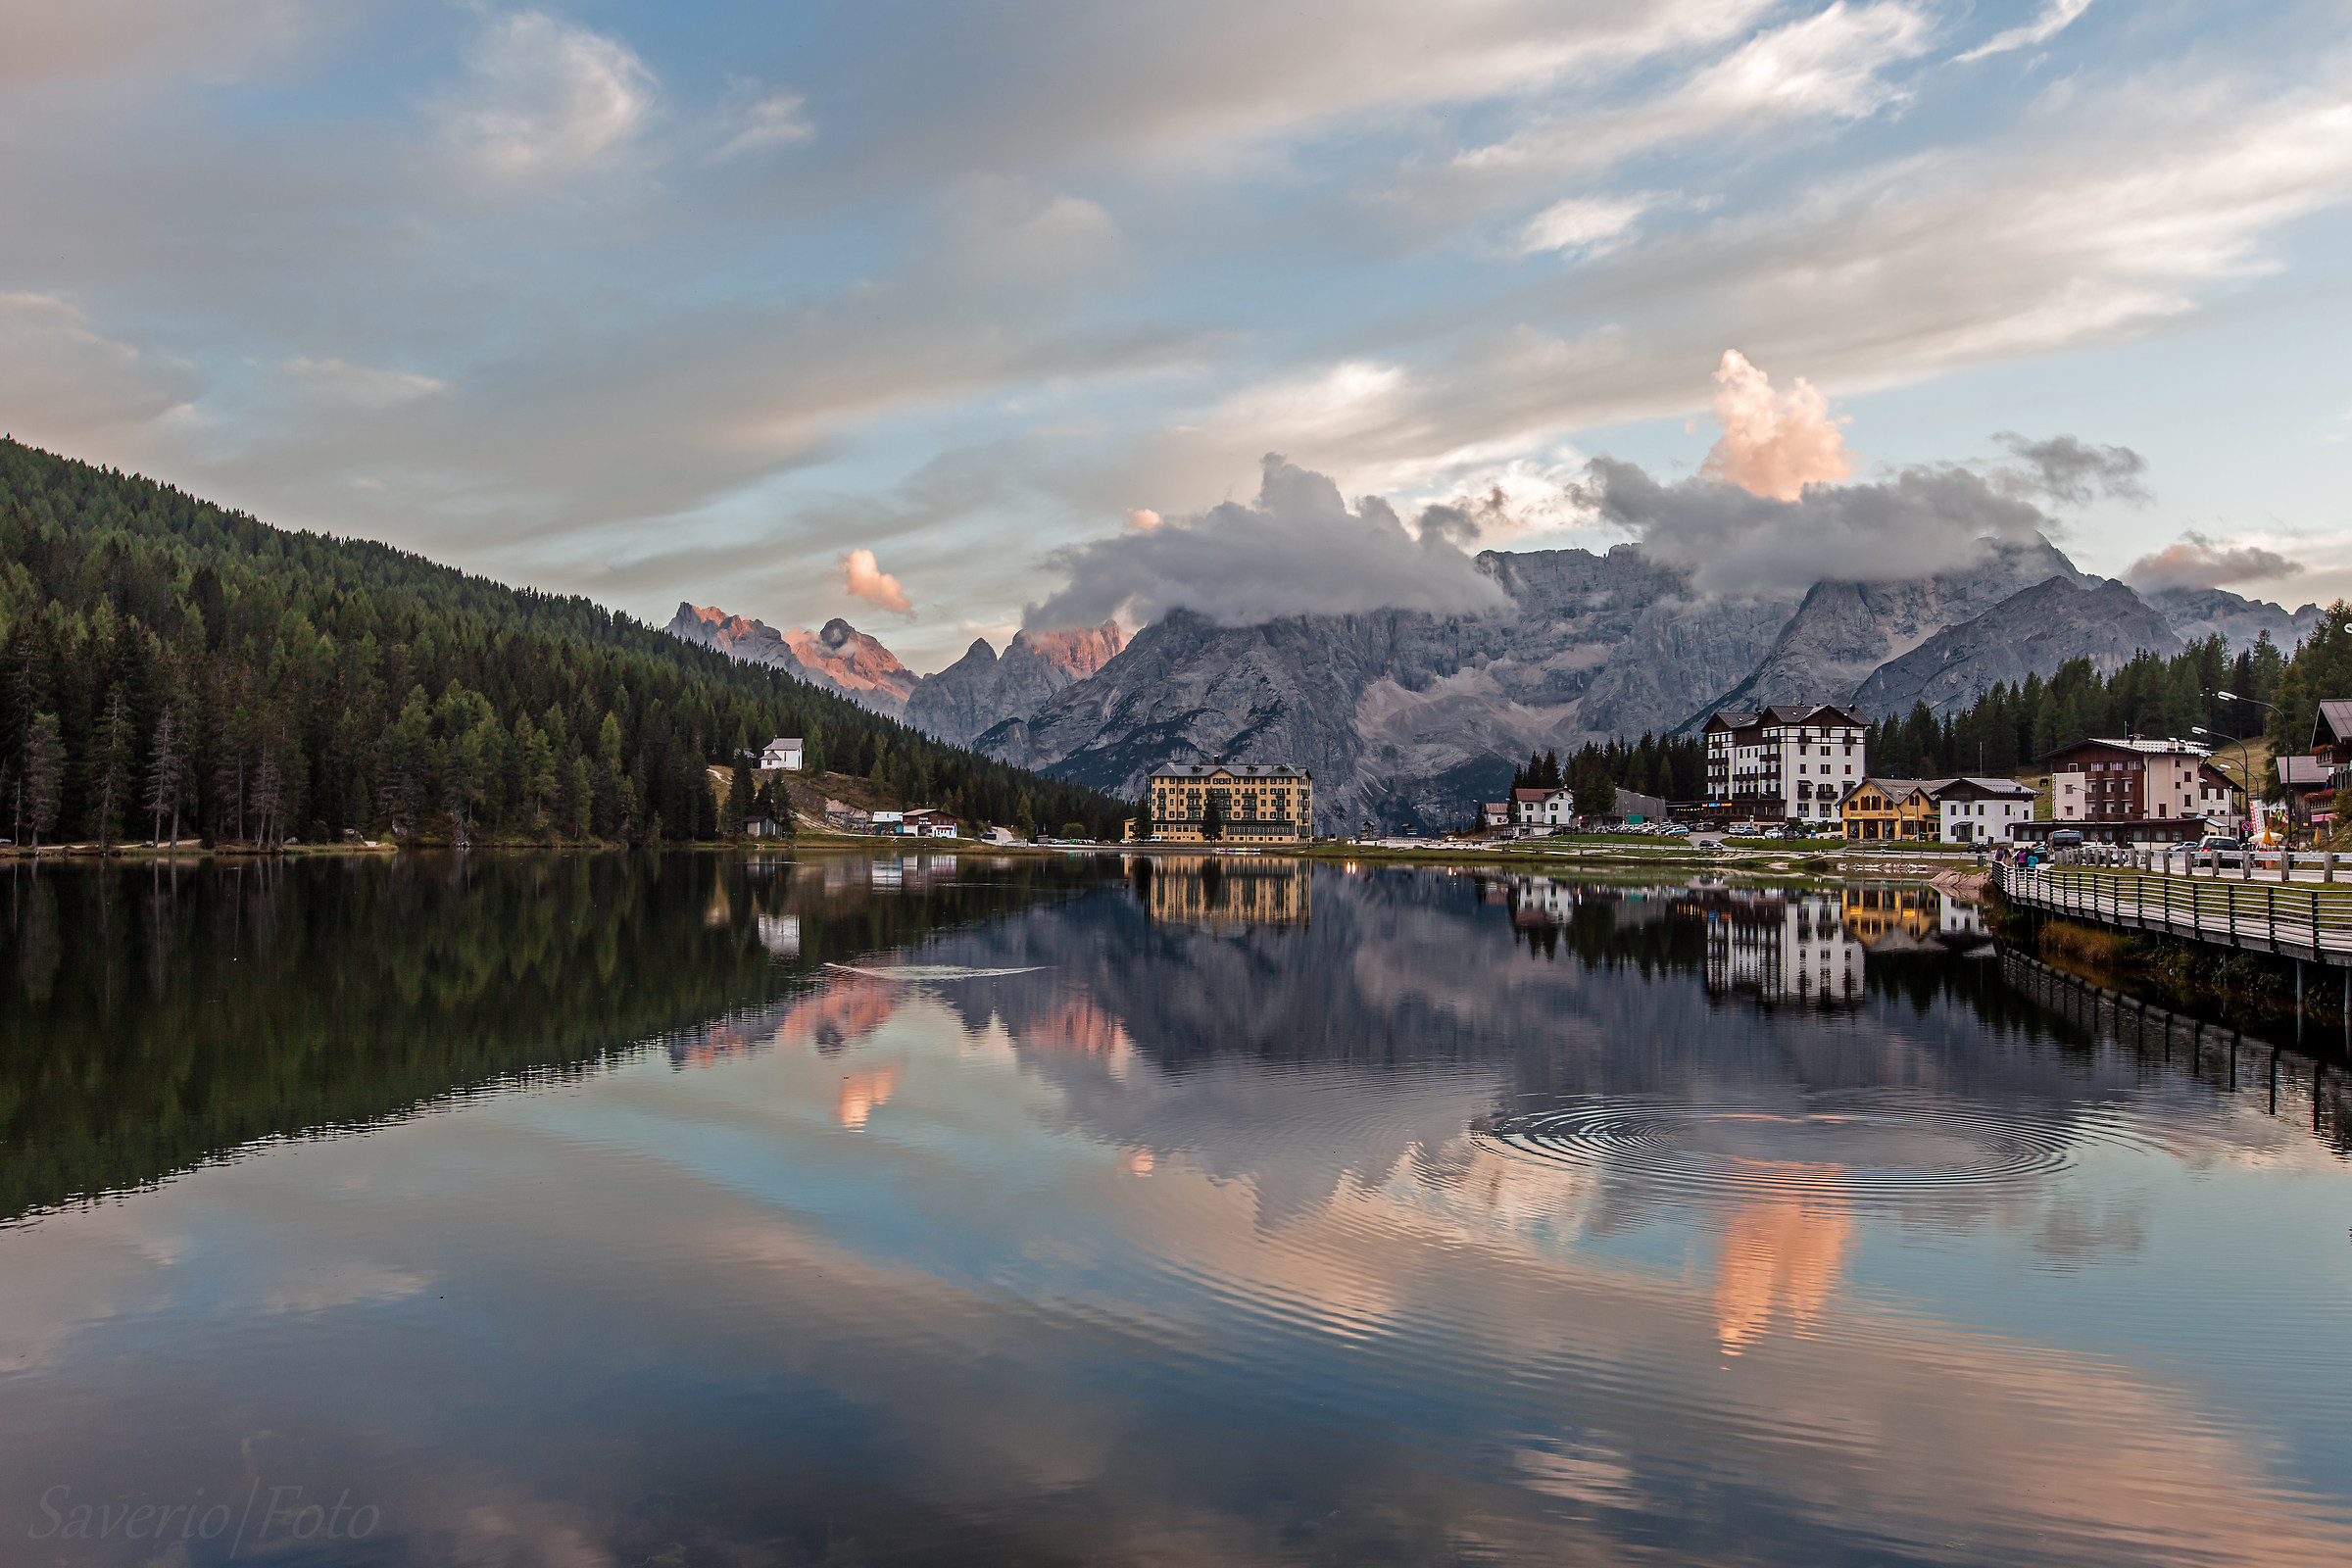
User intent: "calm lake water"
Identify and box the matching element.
[3,852,2349,1566]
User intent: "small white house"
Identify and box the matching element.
[1934,777,2039,844]
[760,736,805,770]
[1512,787,1571,832]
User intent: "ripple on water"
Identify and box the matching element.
[1480,1095,2156,1206]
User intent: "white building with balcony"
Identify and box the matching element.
[1702,704,1868,827]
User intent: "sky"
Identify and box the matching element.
[3,0,2350,672]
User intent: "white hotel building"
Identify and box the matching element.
[1702,704,1869,828]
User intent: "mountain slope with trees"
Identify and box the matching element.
[0,439,1124,847]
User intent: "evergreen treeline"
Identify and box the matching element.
[1510,737,1706,805]
[0,439,1125,847]
[1860,634,2285,779]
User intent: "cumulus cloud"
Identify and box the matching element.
[1026,455,1509,629]
[2123,532,2304,593]
[1701,350,1853,500]
[1989,431,2149,507]
[1957,0,2095,64]
[1577,456,2049,595]
[838,548,913,613]
[438,12,655,177]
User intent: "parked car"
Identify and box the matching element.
[1689,835,1727,851]
[2045,830,2084,848]
[2189,834,2243,868]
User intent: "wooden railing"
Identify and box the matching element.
[1997,863,2352,965]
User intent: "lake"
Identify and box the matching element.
[3,852,2349,1566]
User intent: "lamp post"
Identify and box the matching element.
[2192,726,2254,838]
[2214,690,2285,842]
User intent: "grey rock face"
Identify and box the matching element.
[669,602,805,673]
[2142,586,2322,651]
[905,623,1125,746]
[1851,577,2183,717]
[1695,538,2085,723]
[983,545,1801,832]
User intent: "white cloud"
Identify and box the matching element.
[283,356,447,409]
[710,85,813,162]
[1520,194,1654,255]
[1028,455,1508,629]
[1957,0,2096,65]
[437,11,655,178]
[1460,2,1936,176]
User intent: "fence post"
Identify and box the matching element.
[2269,885,2278,953]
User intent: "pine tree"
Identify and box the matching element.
[22,710,63,848]
[91,689,135,850]
[144,705,186,846]
[726,762,754,834]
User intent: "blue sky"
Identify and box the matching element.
[3,0,2348,669]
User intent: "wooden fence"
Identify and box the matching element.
[1998,862,2352,966]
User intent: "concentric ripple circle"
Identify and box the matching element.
[1483,1096,2082,1203]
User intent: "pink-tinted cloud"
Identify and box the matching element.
[1701,349,1853,501]
[2124,532,2303,593]
[838,547,913,613]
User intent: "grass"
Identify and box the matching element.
[2038,919,2129,975]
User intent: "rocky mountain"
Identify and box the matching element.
[2142,586,2322,651]
[668,604,919,717]
[905,623,1126,745]
[676,532,2261,831]
[981,545,1802,832]
[1691,538,2085,725]
[1850,576,2183,717]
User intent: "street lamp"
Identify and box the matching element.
[2213,690,2285,841]
[2192,726,2253,836]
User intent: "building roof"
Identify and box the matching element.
[2278,755,2332,788]
[1511,786,1560,803]
[1845,777,1949,804]
[2039,735,2211,760]
[2314,700,2352,750]
[1607,789,1672,814]
[1149,761,1310,779]
[764,736,803,749]
[1936,776,2039,800]
[1704,703,1867,734]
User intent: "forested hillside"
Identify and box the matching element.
[0,439,1123,846]
[1860,634,2288,780]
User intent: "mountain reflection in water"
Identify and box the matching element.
[2,853,2349,1567]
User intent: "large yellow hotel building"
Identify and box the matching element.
[1139,759,1314,845]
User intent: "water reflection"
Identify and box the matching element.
[1133,852,1311,928]
[3,855,2349,1567]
